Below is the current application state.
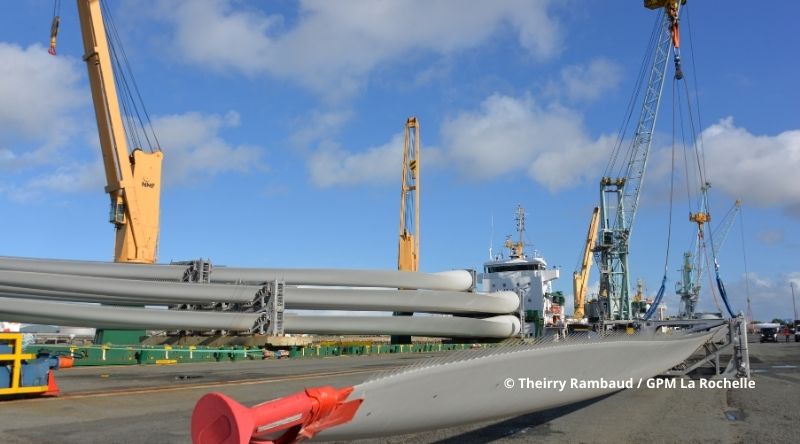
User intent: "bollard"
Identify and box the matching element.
[191,386,362,444]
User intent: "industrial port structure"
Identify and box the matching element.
[0,2,768,443]
[1,0,740,342]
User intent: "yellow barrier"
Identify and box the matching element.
[0,333,49,396]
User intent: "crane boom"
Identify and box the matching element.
[398,117,420,272]
[709,200,741,258]
[77,0,163,264]
[392,117,420,345]
[573,207,600,320]
[596,2,682,320]
[677,199,741,318]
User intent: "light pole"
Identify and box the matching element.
[791,282,798,323]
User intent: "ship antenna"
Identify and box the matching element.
[489,212,494,260]
[515,204,526,257]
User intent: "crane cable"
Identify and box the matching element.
[705,201,741,314]
[702,237,724,313]
[604,10,663,181]
[739,207,752,322]
[643,76,679,321]
[684,5,710,182]
[677,78,706,307]
[682,4,734,318]
[646,2,736,320]
[681,4,727,316]
[46,1,160,152]
[710,199,746,318]
[101,0,161,154]
[48,0,61,56]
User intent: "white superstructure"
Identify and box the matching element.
[482,206,560,337]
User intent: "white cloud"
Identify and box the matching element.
[165,0,279,76]
[307,134,404,187]
[25,162,105,193]
[439,94,614,190]
[2,111,265,202]
[0,43,85,137]
[700,118,800,208]
[0,42,88,171]
[557,58,622,102]
[1,162,104,203]
[156,0,562,100]
[300,103,800,202]
[785,204,800,219]
[700,271,800,322]
[0,44,264,200]
[290,109,354,149]
[152,111,265,184]
[638,118,800,216]
[306,93,613,190]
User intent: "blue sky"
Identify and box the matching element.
[0,1,798,322]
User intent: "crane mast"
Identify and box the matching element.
[503,205,526,259]
[77,0,163,264]
[677,199,741,318]
[596,1,682,320]
[392,117,420,345]
[573,207,600,320]
[398,117,420,272]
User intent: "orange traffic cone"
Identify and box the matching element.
[43,370,61,397]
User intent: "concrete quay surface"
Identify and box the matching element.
[0,341,797,443]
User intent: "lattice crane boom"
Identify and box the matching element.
[677,198,741,318]
[392,117,420,345]
[709,200,741,258]
[398,117,420,272]
[596,1,683,320]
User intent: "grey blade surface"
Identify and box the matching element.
[283,314,519,338]
[0,270,260,303]
[284,288,518,314]
[0,296,259,330]
[0,256,472,290]
[317,330,715,440]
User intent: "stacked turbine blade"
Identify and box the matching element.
[0,256,521,338]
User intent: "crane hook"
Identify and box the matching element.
[48,15,60,56]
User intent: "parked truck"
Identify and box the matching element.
[754,323,780,343]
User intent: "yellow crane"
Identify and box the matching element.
[573,207,600,320]
[392,117,420,345]
[77,0,163,264]
[397,117,420,272]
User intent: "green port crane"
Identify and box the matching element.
[677,198,741,318]
[594,0,685,320]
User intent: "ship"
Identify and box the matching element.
[482,205,561,337]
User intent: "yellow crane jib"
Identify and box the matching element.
[573,207,600,320]
[398,117,420,272]
[77,0,163,264]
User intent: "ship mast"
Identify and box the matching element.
[504,205,526,259]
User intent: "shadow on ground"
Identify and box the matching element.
[432,393,616,443]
